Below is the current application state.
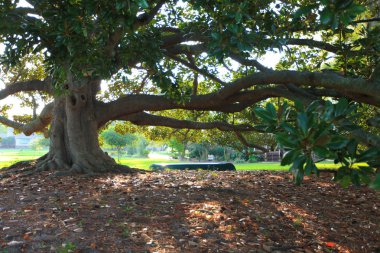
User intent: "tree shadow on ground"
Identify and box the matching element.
[0,170,379,252]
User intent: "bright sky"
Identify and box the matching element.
[0,0,282,117]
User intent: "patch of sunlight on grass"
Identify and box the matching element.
[118,158,179,170]
[235,162,286,171]
[0,149,47,168]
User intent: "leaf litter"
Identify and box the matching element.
[0,168,379,253]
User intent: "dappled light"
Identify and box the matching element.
[1,170,378,252]
[1,0,380,252]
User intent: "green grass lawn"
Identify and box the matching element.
[0,149,366,171]
[119,158,357,171]
[119,158,178,169]
[0,149,48,168]
[119,158,288,170]
[234,162,287,171]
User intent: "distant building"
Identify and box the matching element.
[0,127,42,148]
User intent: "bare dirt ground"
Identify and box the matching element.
[0,167,379,253]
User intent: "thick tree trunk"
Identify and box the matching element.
[36,78,130,174]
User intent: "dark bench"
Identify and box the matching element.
[150,162,236,171]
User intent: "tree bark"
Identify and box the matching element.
[36,78,133,174]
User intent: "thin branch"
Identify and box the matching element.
[354,17,380,23]
[192,72,199,96]
[133,74,149,94]
[229,53,270,72]
[234,132,269,153]
[166,54,226,85]
[134,0,166,28]
[186,54,199,95]
[286,38,341,53]
[106,1,166,59]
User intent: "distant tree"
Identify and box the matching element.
[133,135,150,157]
[189,142,239,161]
[0,125,7,134]
[30,138,50,150]
[101,129,129,161]
[1,136,15,148]
[168,138,185,160]
[188,143,206,161]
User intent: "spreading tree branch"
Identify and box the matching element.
[0,78,52,100]
[96,86,295,125]
[0,102,54,136]
[119,112,258,132]
[218,70,379,99]
[99,72,376,125]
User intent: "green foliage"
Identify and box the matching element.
[253,99,380,188]
[102,129,130,148]
[101,128,130,161]
[168,138,185,159]
[188,142,239,161]
[100,125,150,158]
[128,135,150,157]
[293,0,366,30]
[248,154,262,163]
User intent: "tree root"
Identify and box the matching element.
[35,153,146,176]
[0,154,49,178]
[1,153,146,178]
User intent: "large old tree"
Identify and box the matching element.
[0,0,379,179]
